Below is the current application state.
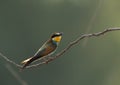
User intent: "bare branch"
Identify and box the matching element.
[0,27,120,70]
[0,53,22,68]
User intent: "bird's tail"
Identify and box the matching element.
[21,57,34,69]
[21,57,32,65]
[21,55,42,70]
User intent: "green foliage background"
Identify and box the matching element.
[0,0,120,85]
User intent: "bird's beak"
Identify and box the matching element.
[60,32,63,36]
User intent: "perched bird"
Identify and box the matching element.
[21,32,63,69]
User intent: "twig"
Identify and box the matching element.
[0,27,120,69]
[0,53,22,68]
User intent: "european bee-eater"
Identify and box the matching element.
[21,32,63,69]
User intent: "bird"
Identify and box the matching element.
[21,32,63,69]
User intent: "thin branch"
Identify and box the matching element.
[0,27,120,69]
[0,53,22,68]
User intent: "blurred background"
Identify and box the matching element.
[1,0,120,85]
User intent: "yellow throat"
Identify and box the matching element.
[52,36,62,42]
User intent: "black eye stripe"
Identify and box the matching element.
[51,34,60,38]
[51,32,62,38]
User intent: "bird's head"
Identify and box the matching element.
[51,32,63,43]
